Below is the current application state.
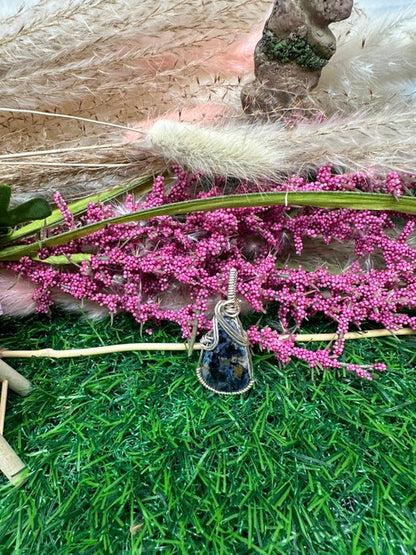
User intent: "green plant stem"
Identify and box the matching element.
[0,191,414,261]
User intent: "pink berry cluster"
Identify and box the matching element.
[7,166,416,379]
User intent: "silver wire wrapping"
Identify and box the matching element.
[197,268,254,395]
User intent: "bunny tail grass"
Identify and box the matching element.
[148,109,416,181]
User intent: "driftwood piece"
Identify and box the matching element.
[241,0,353,118]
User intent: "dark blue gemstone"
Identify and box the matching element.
[198,317,253,394]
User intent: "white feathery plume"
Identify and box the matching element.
[316,5,416,113]
[0,0,268,200]
[0,0,268,115]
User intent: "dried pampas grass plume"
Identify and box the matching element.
[0,0,269,201]
[317,5,416,113]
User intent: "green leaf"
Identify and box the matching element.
[0,185,11,214]
[0,190,414,261]
[2,198,52,226]
[0,184,52,228]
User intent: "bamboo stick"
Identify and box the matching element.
[0,380,8,436]
[0,435,27,484]
[0,360,33,395]
[0,369,29,484]
[0,327,413,359]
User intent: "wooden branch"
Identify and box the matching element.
[0,342,196,358]
[0,328,414,359]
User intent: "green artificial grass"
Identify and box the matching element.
[0,312,415,554]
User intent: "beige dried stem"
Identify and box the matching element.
[0,434,27,484]
[0,380,7,436]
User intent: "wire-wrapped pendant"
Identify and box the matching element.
[197,269,254,395]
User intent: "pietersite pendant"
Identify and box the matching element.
[196,269,254,395]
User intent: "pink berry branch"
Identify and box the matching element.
[2,166,416,380]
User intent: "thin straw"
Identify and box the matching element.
[0,380,8,436]
[0,107,145,135]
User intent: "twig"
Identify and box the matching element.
[290,327,416,342]
[0,161,130,168]
[0,343,196,358]
[0,328,414,359]
[0,142,126,160]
